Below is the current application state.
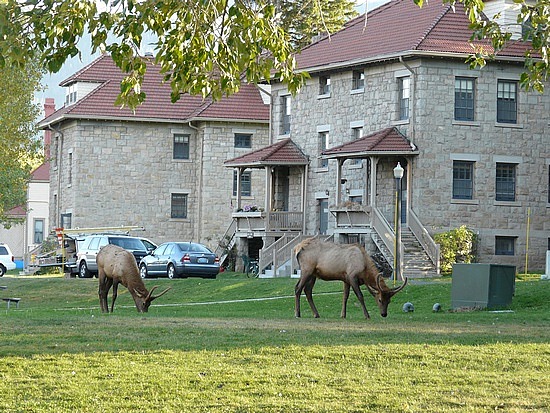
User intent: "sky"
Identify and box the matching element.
[35,0,391,115]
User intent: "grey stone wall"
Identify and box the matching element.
[271,57,549,270]
[50,119,268,251]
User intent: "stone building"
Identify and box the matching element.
[39,55,270,251]
[232,0,549,274]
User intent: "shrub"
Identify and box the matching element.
[434,225,478,273]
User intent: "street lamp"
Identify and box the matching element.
[393,162,404,283]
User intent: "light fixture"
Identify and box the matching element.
[325,189,330,196]
[393,162,404,179]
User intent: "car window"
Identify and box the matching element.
[98,237,109,248]
[0,246,7,254]
[89,237,101,250]
[164,244,175,255]
[192,243,212,253]
[141,239,156,251]
[109,237,145,250]
[154,244,167,255]
[177,242,191,252]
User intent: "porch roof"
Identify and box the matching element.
[322,127,419,159]
[224,138,309,168]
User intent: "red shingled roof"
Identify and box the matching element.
[322,127,418,158]
[31,162,50,181]
[39,55,269,127]
[225,138,309,167]
[295,0,530,71]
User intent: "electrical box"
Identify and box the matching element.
[451,264,516,310]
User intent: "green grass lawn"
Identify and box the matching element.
[0,272,548,412]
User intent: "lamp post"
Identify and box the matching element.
[393,162,404,283]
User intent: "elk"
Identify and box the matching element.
[294,237,407,319]
[97,244,171,313]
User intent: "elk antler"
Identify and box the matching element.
[389,277,408,295]
[146,286,172,302]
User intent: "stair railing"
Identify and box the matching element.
[408,209,440,274]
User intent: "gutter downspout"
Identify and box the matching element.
[188,121,201,242]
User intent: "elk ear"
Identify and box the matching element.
[376,274,384,291]
[366,284,378,297]
[134,289,145,298]
[390,277,408,296]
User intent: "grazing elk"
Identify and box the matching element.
[294,237,407,319]
[97,244,171,313]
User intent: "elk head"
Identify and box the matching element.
[133,286,172,313]
[367,275,408,317]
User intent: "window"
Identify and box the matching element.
[173,134,190,159]
[234,133,252,148]
[281,95,291,135]
[455,77,475,121]
[233,171,251,196]
[351,127,363,166]
[60,213,72,229]
[68,152,73,185]
[319,131,329,168]
[171,193,188,218]
[548,165,550,203]
[495,236,515,256]
[496,163,516,201]
[453,161,474,200]
[33,219,44,244]
[352,70,364,90]
[497,80,517,124]
[319,75,331,95]
[399,77,410,120]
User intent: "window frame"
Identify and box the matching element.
[452,160,474,200]
[496,80,518,124]
[399,76,410,120]
[280,95,291,135]
[318,131,329,169]
[454,77,475,121]
[171,193,188,219]
[495,163,516,202]
[33,218,45,244]
[173,134,190,160]
[495,236,516,256]
[233,170,252,197]
[352,70,365,91]
[319,75,331,96]
[234,133,252,149]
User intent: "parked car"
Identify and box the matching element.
[139,242,220,279]
[0,242,16,276]
[76,234,154,278]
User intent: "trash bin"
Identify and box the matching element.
[451,263,516,310]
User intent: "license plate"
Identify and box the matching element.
[197,257,208,264]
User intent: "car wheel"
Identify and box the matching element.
[0,265,5,277]
[79,261,90,278]
[140,264,148,279]
[167,264,177,279]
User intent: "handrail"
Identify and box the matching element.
[408,209,440,274]
[371,206,395,258]
[215,218,237,261]
[259,233,291,273]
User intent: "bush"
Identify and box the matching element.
[434,225,478,273]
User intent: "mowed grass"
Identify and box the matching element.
[0,272,548,412]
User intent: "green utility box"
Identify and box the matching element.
[451,264,516,310]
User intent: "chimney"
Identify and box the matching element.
[43,98,56,160]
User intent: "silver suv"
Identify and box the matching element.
[0,243,16,276]
[76,235,153,278]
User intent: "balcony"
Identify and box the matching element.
[330,203,372,229]
[232,211,303,233]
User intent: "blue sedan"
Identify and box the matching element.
[139,242,220,279]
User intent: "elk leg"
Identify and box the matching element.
[110,280,119,313]
[98,273,111,313]
[303,277,319,318]
[350,279,370,319]
[294,277,308,318]
[341,282,351,318]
